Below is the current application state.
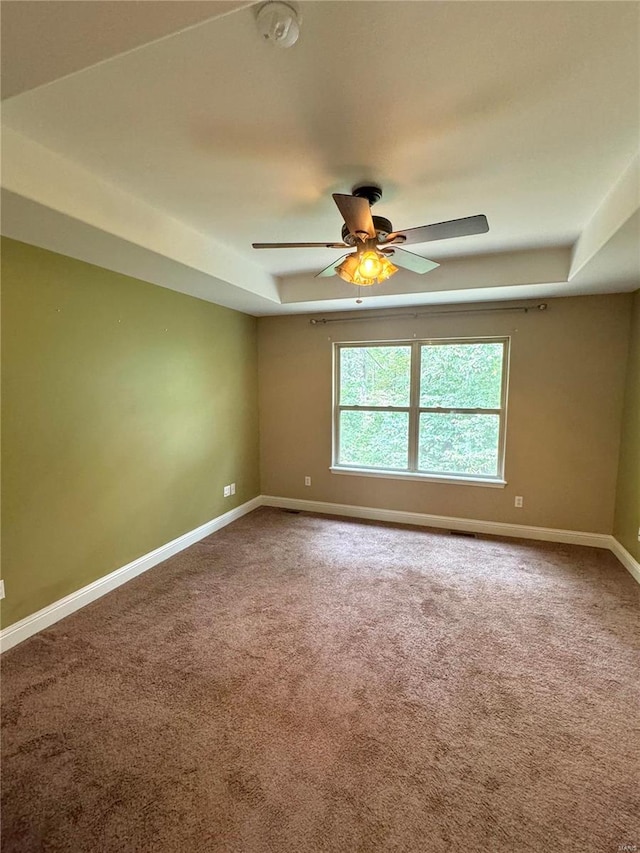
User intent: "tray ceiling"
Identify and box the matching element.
[1,1,638,314]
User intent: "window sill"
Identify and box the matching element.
[329,466,507,488]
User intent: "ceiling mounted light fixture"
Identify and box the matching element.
[358,250,383,279]
[335,253,361,284]
[376,255,398,283]
[335,247,398,286]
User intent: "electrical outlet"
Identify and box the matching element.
[514,496,523,508]
[304,476,311,487]
[223,485,231,498]
[0,580,4,600]
[230,483,236,496]
[637,526,640,542]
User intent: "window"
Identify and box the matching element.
[333,338,509,484]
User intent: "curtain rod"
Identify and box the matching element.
[309,303,548,325]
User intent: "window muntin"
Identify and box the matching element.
[334,338,508,481]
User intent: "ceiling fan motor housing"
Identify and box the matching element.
[342,215,393,246]
[352,184,383,206]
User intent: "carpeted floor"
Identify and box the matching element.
[2,507,639,853]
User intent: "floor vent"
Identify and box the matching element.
[449,530,477,538]
[282,509,301,514]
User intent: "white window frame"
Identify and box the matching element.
[331,337,510,488]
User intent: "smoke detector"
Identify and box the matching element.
[256,2,300,48]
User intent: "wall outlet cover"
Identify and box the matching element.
[223,485,231,497]
[230,483,236,495]
[304,476,311,486]
[515,496,523,508]
[0,579,4,600]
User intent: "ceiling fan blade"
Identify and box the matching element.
[315,253,350,277]
[252,241,348,249]
[387,248,440,275]
[386,214,489,246]
[332,194,376,240]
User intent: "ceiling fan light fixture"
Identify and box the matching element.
[351,269,377,287]
[376,256,398,282]
[335,251,399,286]
[335,254,360,283]
[357,250,384,279]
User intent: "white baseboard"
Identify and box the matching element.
[0,496,261,653]
[609,538,640,585]
[263,495,640,586]
[3,494,637,653]
[262,495,613,549]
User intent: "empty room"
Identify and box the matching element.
[1,2,639,851]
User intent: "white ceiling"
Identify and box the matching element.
[0,1,252,99]
[1,1,639,314]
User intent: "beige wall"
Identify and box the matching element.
[259,294,631,534]
[614,289,640,559]
[1,238,260,627]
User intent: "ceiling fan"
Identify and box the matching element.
[252,185,489,286]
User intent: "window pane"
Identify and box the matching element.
[340,346,411,407]
[420,343,504,408]
[339,411,409,470]
[419,413,500,476]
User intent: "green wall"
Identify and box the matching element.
[1,238,260,627]
[614,288,640,560]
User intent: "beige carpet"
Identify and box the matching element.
[2,507,639,852]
